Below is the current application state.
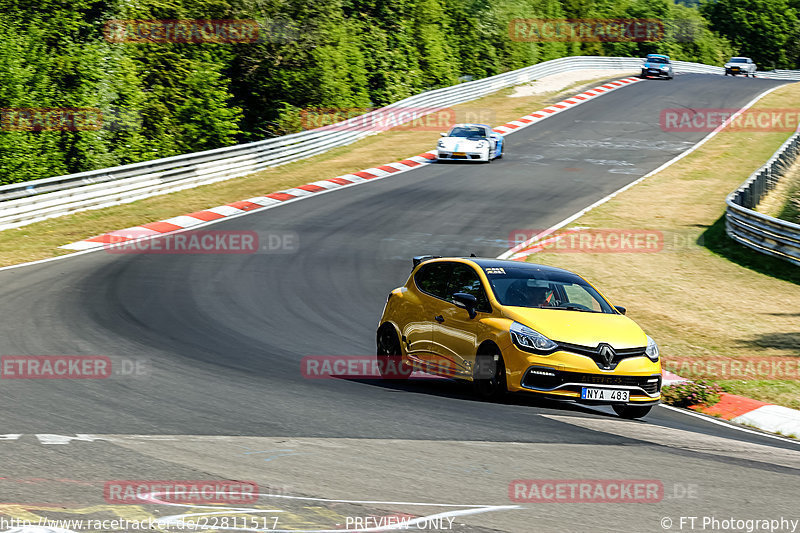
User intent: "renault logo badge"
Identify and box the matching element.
[597,344,616,367]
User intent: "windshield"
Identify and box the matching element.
[484,266,615,313]
[448,126,487,139]
[646,57,668,64]
[730,58,748,63]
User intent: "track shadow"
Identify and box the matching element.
[337,375,618,417]
[699,215,800,285]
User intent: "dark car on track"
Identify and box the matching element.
[640,54,674,80]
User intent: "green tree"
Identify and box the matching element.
[701,0,800,68]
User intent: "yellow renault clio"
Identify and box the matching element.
[377,256,661,418]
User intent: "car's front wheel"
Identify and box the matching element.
[473,348,507,401]
[376,324,412,379]
[612,404,653,419]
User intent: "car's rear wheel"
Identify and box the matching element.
[612,404,653,419]
[473,348,507,401]
[376,324,412,379]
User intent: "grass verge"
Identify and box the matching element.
[0,73,632,267]
[757,158,800,225]
[524,81,800,410]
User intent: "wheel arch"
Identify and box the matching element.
[377,321,401,342]
[476,339,502,356]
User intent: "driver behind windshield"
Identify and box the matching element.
[505,280,557,307]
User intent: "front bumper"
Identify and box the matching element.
[726,68,750,75]
[437,149,489,162]
[503,344,662,405]
[520,366,661,405]
[641,68,670,78]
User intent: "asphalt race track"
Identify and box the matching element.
[1,74,799,533]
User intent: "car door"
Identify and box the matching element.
[405,261,453,364]
[431,263,492,379]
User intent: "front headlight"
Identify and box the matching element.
[510,321,558,354]
[645,335,659,362]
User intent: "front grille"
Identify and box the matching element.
[522,367,661,395]
[556,341,646,370]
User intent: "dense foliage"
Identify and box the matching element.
[0,0,792,184]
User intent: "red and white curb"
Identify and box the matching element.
[662,371,800,439]
[691,392,800,439]
[61,77,641,251]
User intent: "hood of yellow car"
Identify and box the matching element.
[503,307,647,349]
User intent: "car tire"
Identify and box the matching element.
[612,404,653,419]
[376,324,412,380]
[473,348,507,401]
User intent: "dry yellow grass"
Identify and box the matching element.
[524,81,800,409]
[0,74,623,267]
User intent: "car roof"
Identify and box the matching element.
[420,256,577,276]
[731,56,751,60]
[645,54,669,59]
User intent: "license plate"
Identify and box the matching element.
[732,68,740,72]
[581,387,629,401]
[453,152,466,156]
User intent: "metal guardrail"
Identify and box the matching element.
[726,132,800,266]
[1,55,798,230]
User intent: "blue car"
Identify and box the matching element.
[641,54,673,80]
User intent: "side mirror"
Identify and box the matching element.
[452,292,478,319]
[440,132,447,137]
[614,306,626,315]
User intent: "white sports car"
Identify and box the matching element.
[436,123,504,162]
